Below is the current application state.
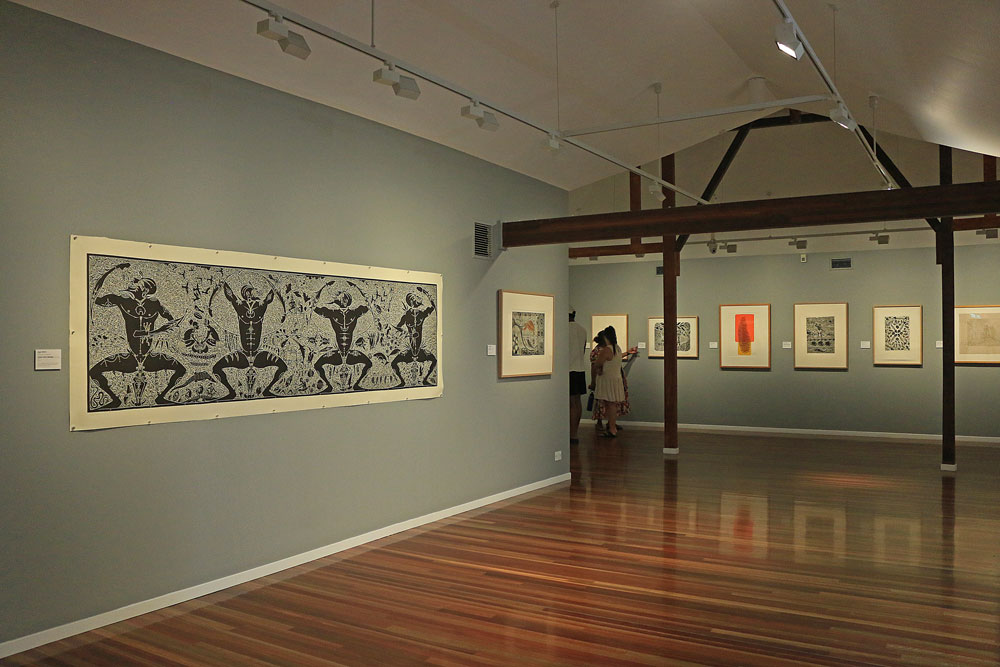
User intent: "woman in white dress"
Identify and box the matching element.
[592,326,626,437]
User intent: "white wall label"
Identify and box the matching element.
[708,341,718,349]
[860,340,871,349]
[35,349,62,371]
[487,344,497,356]
[935,341,944,349]
[781,341,792,349]
[637,342,646,349]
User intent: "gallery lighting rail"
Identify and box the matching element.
[692,225,930,248]
[771,0,896,189]
[238,0,709,204]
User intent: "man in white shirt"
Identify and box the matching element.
[568,308,588,444]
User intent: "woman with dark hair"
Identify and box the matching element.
[592,326,626,437]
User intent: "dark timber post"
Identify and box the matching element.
[663,232,679,454]
[938,145,956,470]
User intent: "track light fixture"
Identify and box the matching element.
[829,103,857,131]
[774,19,804,60]
[976,228,999,239]
[725,243,738,254]
[788,239,808,250]
[257,14,310,60]
[543,133,562,152]
[461,102,499,131]
[649,181,667,202]
[869,233,890,245]
[372,63,421,100]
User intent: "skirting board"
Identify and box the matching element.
[0,472,571,659]
[583,419,1000,446]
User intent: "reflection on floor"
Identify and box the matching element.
[7,430,999,666]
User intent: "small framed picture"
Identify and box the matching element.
[591,313,628,349]
[873,305,922,366]
[794,302,848,370]
[719,304,770,369]
[497,290,554,378]
[648,316,699,359]
[955,305,1000,364]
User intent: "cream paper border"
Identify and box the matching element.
[497,290,554,378]
[794,302,848,369]
[590,313,629,350]
[69,235,443,431]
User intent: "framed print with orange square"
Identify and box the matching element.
[719,304,770,369]
[955,305,1000,364]
[498,289,554,378]
[873,305,922,366]
[794,302,848,369]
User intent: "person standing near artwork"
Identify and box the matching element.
[592,326,628,437]
[568,309,588,444]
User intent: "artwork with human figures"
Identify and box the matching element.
[719,304,770,369]
[794,302,848,369]
[70,236,442,430]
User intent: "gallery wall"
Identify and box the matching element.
[569,245,1000,437]
[0,3,568,643]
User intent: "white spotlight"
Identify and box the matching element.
[393,76,420,100]
[788,239,807,250]
[279,31,311,60]
[649,181,667,202]
[869,233,890,245]
[257,15,288,41]
[544,133,562,152]
[976,228,999,239]
[461,102,499,131]
[726,243,738,254]
[829,103,857,131]
[774,19,804,60]
[373,63,400,86]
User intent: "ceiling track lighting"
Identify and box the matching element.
[788,238,808,249]
[869,233,890,245]
[725,243,738,254]
[774,18,804,60]
[461,101,499,131]
[257,15,310,60]
[372,62,420,99]
[543,133,562,152]
[648,181,667,202]
[976,228,999,239]
[829,103,857,131]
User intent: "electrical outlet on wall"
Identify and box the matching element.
[554,450,562,461]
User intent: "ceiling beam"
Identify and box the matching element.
[507,180,1000,248]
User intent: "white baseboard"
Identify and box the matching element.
[583,419,999,445]
[0,472,570,659]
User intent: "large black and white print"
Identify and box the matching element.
[72,237,442,430]
[86,255,438,411]
[884,316,910,351]
[806,316,835,353]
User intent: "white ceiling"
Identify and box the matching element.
[12,0,1000,193]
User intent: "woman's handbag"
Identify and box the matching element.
[586,391,595,411]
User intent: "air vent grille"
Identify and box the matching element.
[830,257,853,270]
[474,222,492,259]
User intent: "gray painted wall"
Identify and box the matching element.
[0,4,568,642]
[570,246,999,436]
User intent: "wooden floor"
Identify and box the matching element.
[6,429,999,666]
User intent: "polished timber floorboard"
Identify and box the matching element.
[7,431,999,666]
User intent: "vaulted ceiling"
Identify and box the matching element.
[12,0,1000,192]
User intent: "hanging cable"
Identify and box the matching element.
[551,1,562,131]
[370,0,375,48]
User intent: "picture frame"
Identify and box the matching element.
[955,305,1000,364]
[591,313,628,350]
[719,304,770,369]
[873,305,922,366]
[648,316,698,359]
[794,302,848,370]
[497,289,555,378]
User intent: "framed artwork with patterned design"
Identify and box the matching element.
[873,305,922,366]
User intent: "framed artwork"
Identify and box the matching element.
[955,305,1000,364]
[70,235,442,431]
[719,304,770,369]
[873,305,922,366]
[648,316,698,358]
[498,289,554,378]
[591,313,628,349]
[794,302,848,370]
